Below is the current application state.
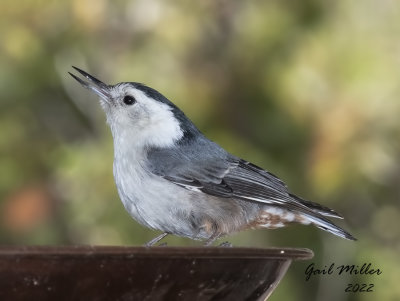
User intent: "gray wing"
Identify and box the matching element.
[146,137,341,219]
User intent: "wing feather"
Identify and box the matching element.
[146,138,342,219]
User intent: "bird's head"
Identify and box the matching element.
[69,67,199,149]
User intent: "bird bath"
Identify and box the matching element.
[0,246,313,300]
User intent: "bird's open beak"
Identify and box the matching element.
[69,66,111,101]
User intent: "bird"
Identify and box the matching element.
[69,66,356,246]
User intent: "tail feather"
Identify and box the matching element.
[289,193,343,219]
[301,210,356,241]
[263,203,356,240]
[289,194,357,240]
[316,224,356,241]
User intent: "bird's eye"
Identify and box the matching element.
[123,95,136,105]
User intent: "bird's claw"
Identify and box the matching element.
[218,241,233,247]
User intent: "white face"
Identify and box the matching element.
[101,83,184,149]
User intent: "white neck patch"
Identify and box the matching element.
[107,88,183,151]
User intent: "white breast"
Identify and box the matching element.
[113,148,197,234]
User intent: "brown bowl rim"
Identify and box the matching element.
[0,245,313,260]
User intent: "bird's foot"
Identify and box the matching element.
[218,241,233,248]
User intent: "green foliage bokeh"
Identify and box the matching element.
[0,1,399,300]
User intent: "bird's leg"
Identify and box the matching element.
[145,232,169,247]
[203,232,220,246]
[203,237,216,246]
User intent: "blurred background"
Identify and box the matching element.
[1,0,399,300]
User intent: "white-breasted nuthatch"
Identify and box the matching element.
[69,67,356,246]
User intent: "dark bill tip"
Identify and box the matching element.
[69,67,111,100]
[68,72,90,89]
[71,66,109,89]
